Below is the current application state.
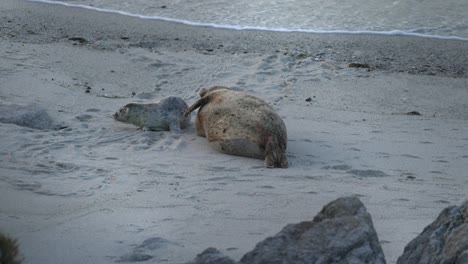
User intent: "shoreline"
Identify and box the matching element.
[2,0,467,78]
[29,0,468,42]
[1,0,467,263]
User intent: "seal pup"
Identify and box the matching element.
[114,96,190,134]
[185,86,288,168]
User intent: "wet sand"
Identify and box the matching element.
[0,0,467,263]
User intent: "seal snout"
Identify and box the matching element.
[113,110,121,120]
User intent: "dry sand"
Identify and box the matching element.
[0,0,467,263]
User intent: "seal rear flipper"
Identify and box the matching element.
[264,152,288,168]
[264,136,288,168]
[264,155,275,168]
[279,153,289,168]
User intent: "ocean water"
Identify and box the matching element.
[33,0,468,40]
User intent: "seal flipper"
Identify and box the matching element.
[184,96,211,117]
[264,136,289,168]
[264,151,289,168]
[168,120,182,135]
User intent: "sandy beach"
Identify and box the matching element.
[1,0,467,263]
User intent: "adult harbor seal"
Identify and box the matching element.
[114,96,190,134]
[185,86,288,168]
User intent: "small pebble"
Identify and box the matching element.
[68,37,87,44]
[349,63,370,69]
[406,111,422,116]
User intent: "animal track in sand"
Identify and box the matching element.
[419,141,434,144]
[75,114,93,122]
[322,164,353,171]
[401,154,421,159]
[85,108,101,112]
[205,176,237,182]
[347,169,389,178]
[206,166,241,172]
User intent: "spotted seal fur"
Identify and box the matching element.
[185,86,288,168]
[114,96,190,134]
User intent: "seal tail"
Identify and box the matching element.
[264,136,288,168]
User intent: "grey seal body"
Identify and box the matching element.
[114,96,190,134]
[185,86,288,168]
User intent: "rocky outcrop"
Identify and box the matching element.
[397,200,468,264]
[187,197,468,264]
[187,196,386,264]
[187,248,236,264]
[240,196,385,264]
[117,237,183,262]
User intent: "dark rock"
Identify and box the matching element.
[0,104,64,130]
[239,196,386,264]
[117,252,153,262]
[187,248,236,264]
[136,237,173,251]
[85,85,92,94]
[397,200,468,264]
[68,37,87,44]
[118,237,181,263]
[305,97,312,102]
[406,111,422,116]
[349,63,371,69]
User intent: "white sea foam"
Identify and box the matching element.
[30,0,468,41]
